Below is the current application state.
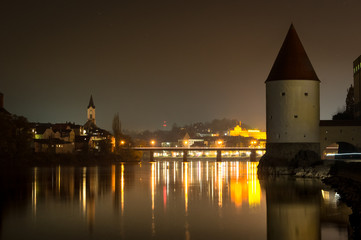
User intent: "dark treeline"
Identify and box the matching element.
[127,118,251,146]
[0,112,33,163]
[333,85,355,120]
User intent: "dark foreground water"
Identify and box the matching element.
[0,161,352,240]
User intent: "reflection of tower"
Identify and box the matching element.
[265,178,321,240]
[87,95,96,124]
[265,24,320,164]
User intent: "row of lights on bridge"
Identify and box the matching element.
[118,139,258,147]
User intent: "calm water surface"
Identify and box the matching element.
[0,161,351,240]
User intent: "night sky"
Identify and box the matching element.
[1,0,360,131]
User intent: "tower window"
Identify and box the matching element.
[304,92,308,96]
[294,115,298,118]
[281,92,285,96]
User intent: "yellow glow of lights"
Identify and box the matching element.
[121,163,125,214]
[184,162,189,214]
[217,162,223,207]
[32,167,38,215]
[247,162,261,207]
[151,162,155,211]
[82,167,87,214]
[120,140,125,145]
[184,140,188,145]
[217,140,223,145]
[111,165,115,193]
[321,189,330,200]
[150,140,156,146]
[229,162,261,208]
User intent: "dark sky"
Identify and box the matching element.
[1,0,360,131]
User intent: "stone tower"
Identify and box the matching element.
[87,95,96,124]
[263,24,320,166]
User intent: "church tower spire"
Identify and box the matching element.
[87,95,96,124]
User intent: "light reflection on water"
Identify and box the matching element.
[0,161,351,240]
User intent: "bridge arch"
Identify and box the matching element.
[322,142,358,159]
[320,121,361,159]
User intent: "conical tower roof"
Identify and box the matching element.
[266,24,319,82]
[88,95,95,108]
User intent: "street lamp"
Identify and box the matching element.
[150,140,156,146]
[120,140,125,145]
[250,140,257,147]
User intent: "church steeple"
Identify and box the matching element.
[87,95,96,124]
[266,24,319,82]
[88,95,95,108]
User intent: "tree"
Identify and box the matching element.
[112,113,122,154]
[332,84,355,120]
[345,84,354,115]
[0,113,32,160]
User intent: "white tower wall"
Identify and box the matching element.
[266,80,319,143]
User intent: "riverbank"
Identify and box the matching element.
[323,162,361,240]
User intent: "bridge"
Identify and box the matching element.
[131,147,266,162]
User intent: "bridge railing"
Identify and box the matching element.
[131,147,265,162]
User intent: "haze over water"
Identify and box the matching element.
[0,161,350,240]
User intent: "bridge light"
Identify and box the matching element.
[250,140,258,147]
[150,140,156,146]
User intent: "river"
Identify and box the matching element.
[0,161,351,240]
